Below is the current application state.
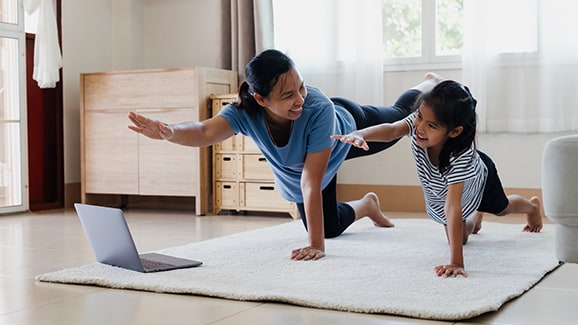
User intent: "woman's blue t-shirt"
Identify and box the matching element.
[217,85,355,203]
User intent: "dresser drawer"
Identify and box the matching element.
[215,181,238,208]
[83,70,197,110]
[240,182,294,210]
[214,154,238,179]
[241,136,260,153]
[214,136,236,152]
[241,154,274,180]
[212,95,239,152]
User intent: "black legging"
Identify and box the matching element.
[297,89,422,238]
[335,89,421,158]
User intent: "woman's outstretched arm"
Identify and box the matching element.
[128,111,235,147]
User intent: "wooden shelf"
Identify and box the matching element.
[211,94,299,219]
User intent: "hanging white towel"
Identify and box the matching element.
[23,0,40,13]
[24,0,63,89]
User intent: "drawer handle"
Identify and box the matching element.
[258,157,267,162]
[223,156,232,161]
[223,184,232,189]
[259,186,275,191]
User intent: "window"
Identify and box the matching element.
[382,0,464,70]
[273,0,539,72]
[382,0,540,71]
[0,0,27,213]
[0,0,17,24]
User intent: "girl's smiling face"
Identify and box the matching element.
[413,104,462,153]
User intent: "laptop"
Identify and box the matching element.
[74,203,202,272]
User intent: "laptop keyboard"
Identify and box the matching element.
[140,258,175,271]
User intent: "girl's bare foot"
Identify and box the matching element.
[524,197,544,232]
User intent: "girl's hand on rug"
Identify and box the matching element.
[434,264,468,278]
[291,246,325,261]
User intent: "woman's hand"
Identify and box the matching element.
[434,263,468,278]
[291,246,326,261]
[128,111,175,140]
[330,133,369,151]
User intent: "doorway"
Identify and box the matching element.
[25,0,63,211]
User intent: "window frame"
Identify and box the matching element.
[0,0,29,213]
[382,0,463,71]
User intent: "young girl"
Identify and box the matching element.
[332,80,544,277]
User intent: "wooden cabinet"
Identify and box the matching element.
[81,68,237,215]
[211,94,299,219]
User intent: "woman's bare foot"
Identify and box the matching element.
[524,197,544,232]
[413,72,444,93]
[351,192,394,227]
[425,72,444,83]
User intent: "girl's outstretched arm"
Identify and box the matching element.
[331,120,410,151]
[435,182,468,278]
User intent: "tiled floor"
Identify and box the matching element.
[0,208,576,325]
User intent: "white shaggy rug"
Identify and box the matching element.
[36,218,560,321]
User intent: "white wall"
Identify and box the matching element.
[61,0,570,197]
[62,0,114,186]
[111,0,144,69]
[142,0,227,69]
[61,0,226,187]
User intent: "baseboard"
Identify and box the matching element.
[65,182,199,210]
[336,184,542,213]
[67,182,541,213]
[81,193,197,211]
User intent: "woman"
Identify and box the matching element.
[128,49,440,261]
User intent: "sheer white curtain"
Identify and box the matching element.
[272,0,384,104]
[462,0,578,133]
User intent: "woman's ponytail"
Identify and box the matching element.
[234,81,261,117]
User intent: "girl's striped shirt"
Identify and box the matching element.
[403,113,488,225]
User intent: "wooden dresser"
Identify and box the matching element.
[80,67,237,215]
[210,94,299,219]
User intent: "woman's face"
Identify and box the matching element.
[255,67,307,122]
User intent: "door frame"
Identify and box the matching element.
[25,0,64,211]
